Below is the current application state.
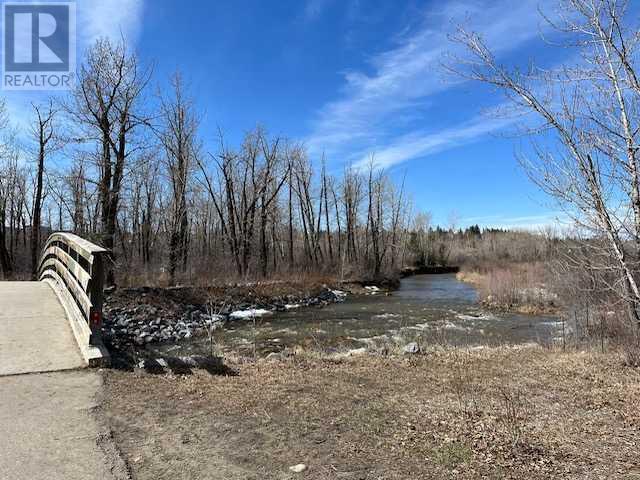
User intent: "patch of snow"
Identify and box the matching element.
[331,289,347,298]
[229,309,273,320]
[285,304,301,310]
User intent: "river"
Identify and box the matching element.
[153,273,561,358]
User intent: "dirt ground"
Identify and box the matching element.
[102,346,640,479]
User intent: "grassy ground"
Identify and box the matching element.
[101,346,640,479]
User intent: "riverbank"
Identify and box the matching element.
[401,265,460,276]
[102,278,394,356]
[101,344,640,479]
[456,262,559,315]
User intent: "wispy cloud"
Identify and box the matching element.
[77,0,145,47]
[306,0,555,165]
[353,113,515,170]
[461,212,569,231]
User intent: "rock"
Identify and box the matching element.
[332,289,347,296]
[174,355,222,369]
[289,464,307,473]
[403,342,420,355]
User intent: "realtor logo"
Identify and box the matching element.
[2,2,75,90]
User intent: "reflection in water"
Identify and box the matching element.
[152,274,560,358]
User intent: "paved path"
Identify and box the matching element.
[0,281,127,480]
[0,281,85,375]
[0,370,127,480]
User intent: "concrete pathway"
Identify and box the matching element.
[0,370,128,480]
[0,281,127,480]
[0,281,85,375]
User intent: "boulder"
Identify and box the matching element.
[402,342,420,355]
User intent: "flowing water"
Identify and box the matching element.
[153,274,561,358]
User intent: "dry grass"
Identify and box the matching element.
[102,346,640,479]
[117,259,379,289]
[458,262,558,314]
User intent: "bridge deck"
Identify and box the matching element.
[0,282,85,375]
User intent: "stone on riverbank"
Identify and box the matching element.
[402,342,420,354]
[289,464,307,473]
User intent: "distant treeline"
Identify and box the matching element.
[0,36,558,287]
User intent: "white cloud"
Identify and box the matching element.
[461,212,569,231]
[306,0,556,164]
[353,113,515,170]
[77,0,145,47]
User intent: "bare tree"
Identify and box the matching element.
[0,100,13,278]
[257,132,288,277]
[69,38,151,286]
[30,101,57,278]
[158,72,199,285]
[450,0,640,325]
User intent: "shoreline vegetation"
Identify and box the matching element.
[456,262,560,315]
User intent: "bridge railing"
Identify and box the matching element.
[38,232,107,351]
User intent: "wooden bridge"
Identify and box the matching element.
[0,232,110,376]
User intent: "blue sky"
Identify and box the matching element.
[5,0,571,229]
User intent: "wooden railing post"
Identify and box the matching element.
[88,252,105,345]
